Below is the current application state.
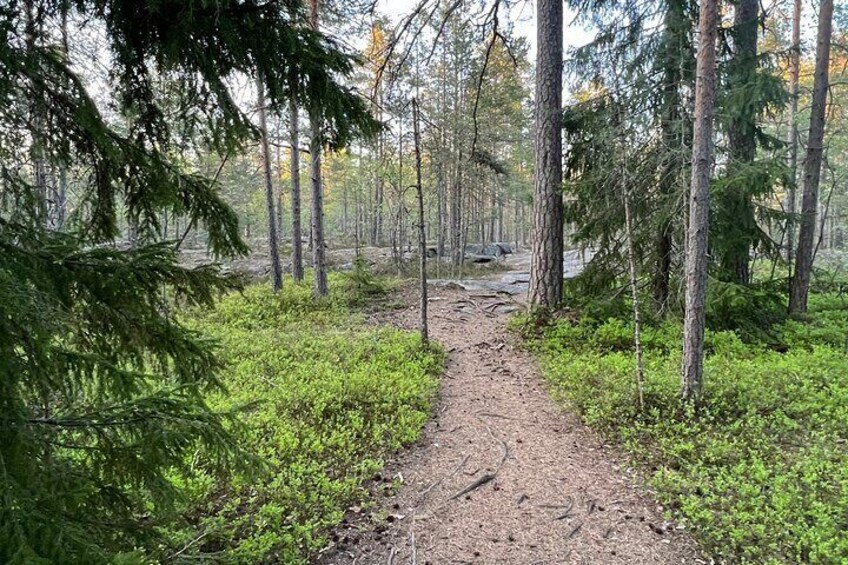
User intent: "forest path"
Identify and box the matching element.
[318,285,702,565]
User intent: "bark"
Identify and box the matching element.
[257,78,283,292]
[721,0,759,284]
[653,0,689,308]
[413,98,429,344]
[370,81,384,246]
[275,139,284,239]
[290,95,304,281]
[528,0,564,309]
[785,0,801,273]
[309,114,328,295]
[450,158,463,269]
[25,0,49,226]
[48,9,70,231]
[308,0,328,296]
[624,185,645,410]
[681,0,719,402]
[436,33,448,263]
[789,0,833,314]
[437,163,446,259]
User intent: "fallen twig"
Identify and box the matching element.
[447,472,495,500]
[410,530,417,565]
[475,411,518,421]
[420,453,470,498]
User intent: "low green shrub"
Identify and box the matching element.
[340,255,391,304]
[532,293,848,564]
[706,280,786,341]
[160,281,442,563]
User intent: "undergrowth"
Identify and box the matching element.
[159,275,442,563]
[517,292,848,564]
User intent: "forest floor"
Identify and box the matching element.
[317,281,703,565]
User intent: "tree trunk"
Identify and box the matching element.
[275,136,284,239]
[720,0,758,284]
[653,0,690,309]
[437,163,446,259]
[290,95,304,281]
[49,9,70,231]
[528,0,564,309]
[681,0,719,402]
[789,0,833,314]
[25,0,49,227]
[785,0,802,274]
[308,0,328,296]
[413,98,429,344]
[624,184,645,410]
[257,78,283,292]
[371,82,384,247]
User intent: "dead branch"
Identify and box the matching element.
[419,453,470,498]
[447,472,495,500]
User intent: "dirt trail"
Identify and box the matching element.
[319,286,702,565]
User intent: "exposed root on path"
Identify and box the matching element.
[317,285,701,565]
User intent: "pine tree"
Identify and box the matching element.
[257,78,284,292]
[790,0,835,314]
[682,0,719,402]
[529,0,564,309]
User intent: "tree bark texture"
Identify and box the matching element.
[308,0,328,296]
[681,0,719,402]
[790,0,833,314]
[528,0,564,309]
[290,95,304,281]
[785,0,801,272]
[720,0,759,284]
[257,78,283,292]
[413,98,429,344]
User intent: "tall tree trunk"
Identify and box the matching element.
[290,95,304,281]
[371,81,384,246]
[785,0,802,274]
[624,183,645,410]
[437,163,446,259]
[789,0,833,314]
[25,0,49,227]
[720,0,759,284]
[308,0,328,296]
[275,136,284,239]
[681,0,719,402]
[450,156,463,269]
[257,78,283,292]
[497,193,504,242]
[654,0,690,309]
[49,8,69,231]
[413,98,428,343]
[528,0,564,309]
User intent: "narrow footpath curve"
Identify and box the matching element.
[319,286,702,564]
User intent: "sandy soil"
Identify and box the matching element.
[315,284,704,565]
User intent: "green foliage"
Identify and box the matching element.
[339,254,390,304]
[705,279,787,340]
[167,282,442,563]
[1,1,380,561]
[0,224,241,563]
[531,293,848,564]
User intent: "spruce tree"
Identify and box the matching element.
[0,1,378,561]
